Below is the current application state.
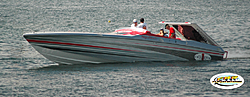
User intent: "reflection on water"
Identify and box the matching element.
[30,61,215,71]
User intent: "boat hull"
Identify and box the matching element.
[23,32,225,64]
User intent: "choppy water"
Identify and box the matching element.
[0,0,250,96]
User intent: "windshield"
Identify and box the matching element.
[174,25,206,43]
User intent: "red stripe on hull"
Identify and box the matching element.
[26,39,223,56]
[26,39,140,52]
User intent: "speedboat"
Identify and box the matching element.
[23,22,227,64]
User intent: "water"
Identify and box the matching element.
[0,0,250,96]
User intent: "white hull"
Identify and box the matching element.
[24,31,225,65]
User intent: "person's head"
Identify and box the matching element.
[142,25,146,29]
[160,28,164,33]
[140,18,144,23]
[165,24,170,30]
[133,19,137,25]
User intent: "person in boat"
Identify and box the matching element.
[142,25,147,30]
[131,19,138,28]
[156,28,165,36]
[137,18,147,29]
[165,24,176,38]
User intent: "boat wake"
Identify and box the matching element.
[226,51,250,59]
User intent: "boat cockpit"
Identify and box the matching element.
[114,22,219,46]
[159,22,219,46]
